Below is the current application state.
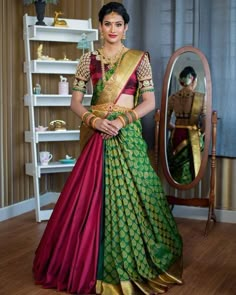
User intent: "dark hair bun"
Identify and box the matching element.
[99,2,130,24]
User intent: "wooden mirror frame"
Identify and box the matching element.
[160,46,212,190]
[155,46,217,234]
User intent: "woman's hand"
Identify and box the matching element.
[94,117,124,139]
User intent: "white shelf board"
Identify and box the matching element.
[27,25,98,43]
[26,162,75,177]
[24,94,92,107]
[25,130,80,143]
[24,60,78,74]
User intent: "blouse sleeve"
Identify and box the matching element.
[137,52,155,94]
[72,52,91,93]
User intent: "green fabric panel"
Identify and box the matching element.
[100,115,182,284]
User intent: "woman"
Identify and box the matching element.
[167,66,206,184]
[33,2,183,294]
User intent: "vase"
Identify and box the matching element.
[34,1,46,26]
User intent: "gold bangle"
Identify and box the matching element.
[81,111,91,122]
[91,117,100,129]
[85,113,96,126]
[131,109,139,120]
[117,115,126,127]
[126,112,133,124]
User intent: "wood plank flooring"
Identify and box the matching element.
[0,211,235,295]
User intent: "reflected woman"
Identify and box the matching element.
[167,66,206,184]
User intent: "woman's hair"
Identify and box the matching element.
[179,66,197,87]
[98,2,130,24]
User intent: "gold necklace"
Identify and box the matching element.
[100,45,125,67]
[100,45,125,83]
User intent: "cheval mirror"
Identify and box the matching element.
[155,46,217,235]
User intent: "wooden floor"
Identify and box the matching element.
[0,211,236,295]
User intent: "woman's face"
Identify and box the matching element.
[99,12,128,45]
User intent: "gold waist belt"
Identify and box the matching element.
[175,124,198,131]
[91,103,132,113]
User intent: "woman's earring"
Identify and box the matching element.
[100,32,104,40]
[122,33,126,40]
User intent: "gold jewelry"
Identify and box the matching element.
[117,115,126,127]
[117,110,139,128]
[118,114,129,126]
[85,114,96,126]
[100,45,125,83]
[81,111,91,122]
[131,109,139,120]
[122,33,126,40]
[100,32,104,40]
[100,45,124,67]
[91,117,100,129]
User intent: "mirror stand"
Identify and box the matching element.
[155,110,217,235]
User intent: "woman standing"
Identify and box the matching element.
[33,2,183,294]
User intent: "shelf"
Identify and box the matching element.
[24,15,98,43]
[26,162,75,178]
[25,130,80,143]
[24,60,78,74]
[27,25,98,43]
[24,94,92,107]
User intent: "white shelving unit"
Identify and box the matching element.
[23,14,98,222]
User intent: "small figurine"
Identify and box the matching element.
[60,75,67,82]
[77,33,91,54]
[37,44,55,60]
[65,155,72,159]
[49,120,67,131]
[33,83,41,94]
[52,11,68,27]
[63,53,70,61]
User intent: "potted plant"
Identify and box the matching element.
[23,0,59,26]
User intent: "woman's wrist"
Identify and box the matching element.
[91,117,101,129]
[117,110,139,127]
[81,111,101,129]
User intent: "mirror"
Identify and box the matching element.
[166,53,206,185]
[160,46,212,190]
[155,46,217,234]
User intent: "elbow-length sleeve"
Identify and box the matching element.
[137,52,155,94]
[72,52,91,93]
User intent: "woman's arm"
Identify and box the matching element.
[70,90,88,118]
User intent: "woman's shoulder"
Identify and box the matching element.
[79,50,101,59]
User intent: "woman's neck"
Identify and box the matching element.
[101,42,124,58]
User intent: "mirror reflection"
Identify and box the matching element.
[166,53,206,184]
